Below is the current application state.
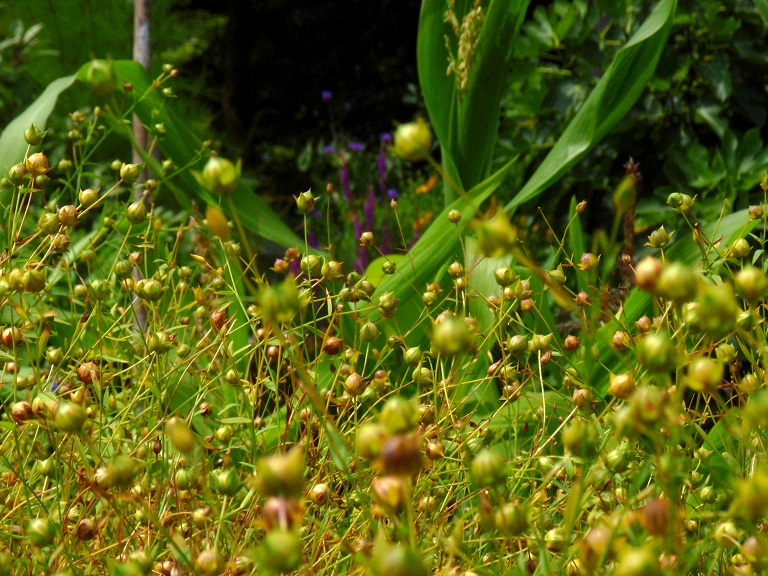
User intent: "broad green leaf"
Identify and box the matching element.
[365,254,407,287]
[366,157,518,331]
[505,0,677,213]
[418,0,529,199]
[465,236,511,350]
[0,74,76,176]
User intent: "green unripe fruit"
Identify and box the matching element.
[175,468,196,491]
[24,123,45,146]
[404,347,421,367]
[378,291,399,318]
[730,238,751,258]
[562,419,600,458]
[356,422,388,460]
[614,545,661,576]
[165,417,195,455]
[89,279,112,301]
[107,455,136,489]
[258,277,305,325]
[380,396,420,435]
[27,517,54,546]
[195,548,226,576]
[8,163,28,186]
[715,343,737,364]
[656,262,698,303]
[54,402,86,433]
[411,366,433,386]
[119,163,142,184]
[201,155,240,195]
[475,212,518,258]
[506,335,528,356]
[495,502,528,536]
[734,266,768,301]
[371,542,428,576]
[667,192,694,213]
[646,225,671,248]
[431,316,471,357]
[80,249,97,264]
[135,278,163,301]
[25,152,50,177]
[22,269,46,293]
[38,212,60,234]
[255,446,304,498]
[214,468,240,496]
[300,255,322,276]
[636,332,677,374]
[360,320,380,342]
[696,283,740,339]
[295,189,315,212]
[259,529,302,573]
[494,267,517,287]
[471,449,507,488]
[126,201,147,224]
[685,357,724,393]
[393,118,432,163]
[147,331,173,354]
[84,59,116,95]
[79,187,99,208]
[321,260,344,282]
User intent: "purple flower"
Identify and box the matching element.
[322,90,333,101]
[364,188,375,231]
[323,145,337,154]
[307,231,320,249]
[380,224,392,255]
[387,188,399,200]
[353,215,368,271]
[341,164,352,201]
[378,148,388,193]
[380,132,392,143]
[348,142,365,152]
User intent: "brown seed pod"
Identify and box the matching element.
[76,361,99,384]
[262,496,305,531]
[322,336,343,355]
[381,433,422,477]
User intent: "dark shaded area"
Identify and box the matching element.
[177,0,421,162]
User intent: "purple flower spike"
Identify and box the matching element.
[323,145,337,154]
[387,188,399,200]
[348,142,365,152]
[341,164,352,201]
[322,90,333,101]
[378,149,388,193]
[364,188,376,231]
